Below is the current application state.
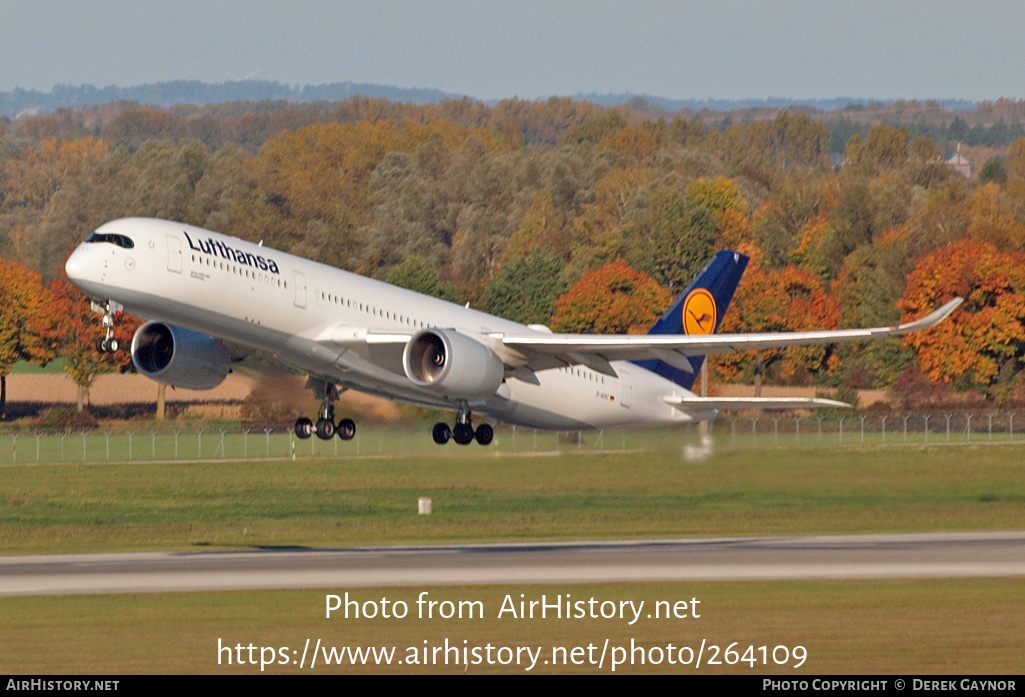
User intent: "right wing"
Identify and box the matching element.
[497,298,963,377]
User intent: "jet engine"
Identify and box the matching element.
[130,321,230,390]
[403,328,505,399]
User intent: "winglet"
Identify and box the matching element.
[893,297,963,335]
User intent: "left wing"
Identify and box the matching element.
[498,297,963,377]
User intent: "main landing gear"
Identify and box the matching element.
[294,379,356,441]
[92,300,123,353]
[432,402,493,446]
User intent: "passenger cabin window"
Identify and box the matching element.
[85,232,135,249]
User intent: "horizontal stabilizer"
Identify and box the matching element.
[663,396,851,411]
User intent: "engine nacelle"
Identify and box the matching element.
[130,321,230,390]
[403,328,505,399]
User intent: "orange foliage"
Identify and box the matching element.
[0,258,61,376]
[233,120,514,253]
[714,264,841,383]
[965,183,1025,251]
[550,261,671,334]
[716,208,762,265]
[49,277,140,390]
[599,126,658,160]
[1,137,110,211]
[899,239,1025,385]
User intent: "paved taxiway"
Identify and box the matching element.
[2,531,1024,596]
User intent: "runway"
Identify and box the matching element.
[2,531,1025,596]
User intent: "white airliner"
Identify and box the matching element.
[64,218,962,446]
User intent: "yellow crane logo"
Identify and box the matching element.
[682,288,717,335]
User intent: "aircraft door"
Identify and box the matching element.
[293,270,307,308]
[620,367,633,408]
[166,235,182,273]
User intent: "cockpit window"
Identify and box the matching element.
[85,232,135,249]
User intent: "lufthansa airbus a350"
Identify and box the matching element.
[64,218,961,446]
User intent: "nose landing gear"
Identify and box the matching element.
[92,300,124,353]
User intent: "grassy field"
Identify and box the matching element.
[1,437,1023,674]
[9,358,66,374]
[1,440,1024,553]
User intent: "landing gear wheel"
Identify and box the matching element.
[433,422,452,445]
[474,423,494,446]
[92,300,124,354]
[337,418,355,440]
[96,337,120,353]
[295,417,313,439]
[453,422,474,445]
[315,418,335,440]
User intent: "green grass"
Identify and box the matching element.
[1,579,1022,674]
[1,441,1023,554]
[8,357,66,374]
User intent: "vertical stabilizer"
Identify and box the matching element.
[632,250,748,389]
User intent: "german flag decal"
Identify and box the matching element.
[682,288,717,335]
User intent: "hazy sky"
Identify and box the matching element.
[2,0,1024,101]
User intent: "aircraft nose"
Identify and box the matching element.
[64,245,101,291]
[64,246,87,281]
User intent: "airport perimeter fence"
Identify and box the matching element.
[1,409,1024,465]
[713,409,1025,449]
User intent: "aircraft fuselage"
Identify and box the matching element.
[65,218,700,430]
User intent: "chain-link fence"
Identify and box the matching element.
[1,410,1023,465]
[714,410,1025,449]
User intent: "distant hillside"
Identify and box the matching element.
[0,80,463,119]
[567,93,977,113]
[1,80,983,120]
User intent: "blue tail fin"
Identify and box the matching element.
[632,250,748,390]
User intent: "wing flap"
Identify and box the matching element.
[314,326,413,375]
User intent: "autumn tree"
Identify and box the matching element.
[906,135,949,188]
[384,255,459,302]
[898,239,1025,396]
[567,166,652,279]
[964,183,1025,251]
[753,172,838,269]
[363,151,448,274]
[713,265,841,393]
[502,192,570,262]
[228,121,429,266]
[550,261,670,334]
[843,125,910,173]
[622,182,717,292]
[0,137,110,275]
[481,250,567,325]
[0,137,110,215]
[0,259,62,418]
[447,140,530,287]
[49,277,139,412]
[767,112,831,171]
[1005,137,1025,181]
[831,232,917,387]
